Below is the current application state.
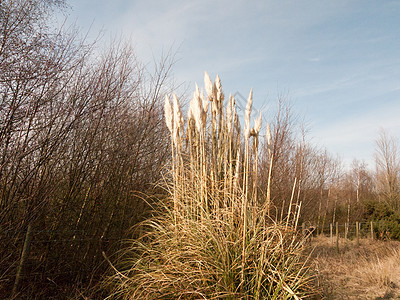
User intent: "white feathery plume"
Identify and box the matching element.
[226,94,234,133]
[254,111,262,135]
[244,88,253,139]
[266,122,272,150]
[200,90,208,127]
[187,103,194,122]
[215,74,222,93]
[164,95,173,134]
[195,82,201,98]
[201,84,209,114]
[173,94,184,128]
[215,74,224,113]
[211,91,219,116]
[172,94,183,144]
[195,82,208,124]
[190,86,203,132]
[204,71,214,100]
[245,88,253,125]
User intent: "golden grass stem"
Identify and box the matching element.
[286,177,297,230]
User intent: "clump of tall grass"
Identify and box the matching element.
[106,73,314,299]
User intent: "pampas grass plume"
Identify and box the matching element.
[215,74,224,112]
[201,94,208,127]
[204,71,214,100]
[172,94,183,144]
[244,88,253,139]
[187,103,194,122]
[164,95,173,134]
[190,85,203,132]
[254,112,262,135]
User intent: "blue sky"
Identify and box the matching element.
[65,0,400,168]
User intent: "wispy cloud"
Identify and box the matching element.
[310,98,400,165]
[66,0,400,167]
[308,57,321,62]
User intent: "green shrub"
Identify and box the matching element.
[363,200,400,240]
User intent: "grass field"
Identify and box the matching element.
[310,235,400,299]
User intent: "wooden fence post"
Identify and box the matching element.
[356,221,359,247]
[344,222,348,240]
[336,222,339,252]
[330,223,333,246]
[370,221,374,240]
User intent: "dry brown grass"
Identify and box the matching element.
[310,235,400,299]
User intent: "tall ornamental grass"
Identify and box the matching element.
[106,73,315,299]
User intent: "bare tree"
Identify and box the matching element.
[0,0,85,226]
[258,97,297,220]
[350,159,373,203]
[374,129,400,210]
[257,98,345,226]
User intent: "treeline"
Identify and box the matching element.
[259,101,399,238]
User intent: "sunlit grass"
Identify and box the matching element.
[312,235,400,299]
[105,72,315,299]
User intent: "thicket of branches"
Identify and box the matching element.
[0,0,173,298]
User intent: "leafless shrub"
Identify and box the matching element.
[0,1,174,298]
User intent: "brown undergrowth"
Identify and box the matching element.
[311,235,400,299]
